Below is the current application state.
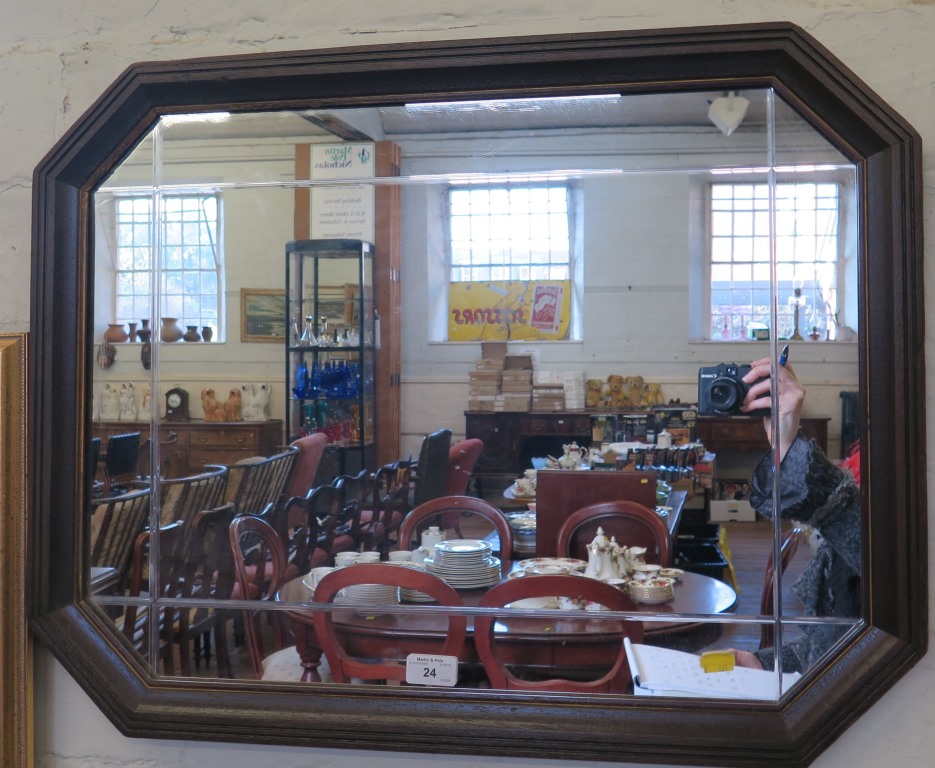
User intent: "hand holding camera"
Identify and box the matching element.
[698,349,805,460]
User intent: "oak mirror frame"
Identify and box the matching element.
[28,23,926,767]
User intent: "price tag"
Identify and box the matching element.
[405,653,459,687]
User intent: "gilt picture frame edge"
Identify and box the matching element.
[0,332,32,768]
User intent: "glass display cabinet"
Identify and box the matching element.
[285,239,377,475]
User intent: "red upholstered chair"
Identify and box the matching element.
[475,574,643,693]
[397,495,513,567]
[444,438,484,495]
[313,563,467,684]
[759,527,803,650]
[284,433,328,500]
[557,500,672,566]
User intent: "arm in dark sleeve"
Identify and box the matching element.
[749,435,861,573]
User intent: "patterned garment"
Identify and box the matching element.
[749,436,862,673]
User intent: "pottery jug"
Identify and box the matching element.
[136,318,150,342]
[201,326,213,342]
[104,323,129,343]
[183,325,201,342]
[160,317,184,343]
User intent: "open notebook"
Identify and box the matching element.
[624,639,801,700]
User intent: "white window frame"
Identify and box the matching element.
[694,169,854,342]
[447,183,573,283]
[114,193,224,339]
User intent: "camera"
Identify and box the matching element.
[698,363,753,415]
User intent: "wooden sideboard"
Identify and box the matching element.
[694,415,829,454]
[92,419,284,477]
[465,410,593,490]
[465,410,830,491]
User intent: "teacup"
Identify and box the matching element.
[515,478,536,496]
[524,469,537,481]
[631,563,662,583]
[357,551,381,563]
[306,566,335,590]
[388,550,412,562]
[334,552,359,567]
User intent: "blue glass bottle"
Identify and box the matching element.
[294,359,309,398]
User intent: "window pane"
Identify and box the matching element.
[115,194,222,336]
[448,185,571,284]
[708,180,840,340]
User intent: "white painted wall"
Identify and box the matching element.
[4,2,934,767]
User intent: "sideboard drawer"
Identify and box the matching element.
[524,415,590,435]
[188,427,261,448]
[188,448,258,469]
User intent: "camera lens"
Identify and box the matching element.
[710,378,742,411]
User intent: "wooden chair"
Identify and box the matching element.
[397,495,513,567]
[156,466,229,527]
[557,500,672,566]
[120,520,184,666]
[411,428,452,506]
[475,574,643,693]
[359,458,414,553]
[137,430,180,480]
[165,504,237,677]
[212,445,299,519]
[229,515,290,679]
[332,469,372,553]
[759,527,803,651]
[313,563,466,684]
[89,485,152,590]
[88,436,104,499]
[103,431,142,495]
[276,490,333,573]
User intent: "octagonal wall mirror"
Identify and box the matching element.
[29,23,925,767]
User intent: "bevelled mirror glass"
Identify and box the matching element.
[29,23,925,767]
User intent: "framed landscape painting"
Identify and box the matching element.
[241,289,286,343]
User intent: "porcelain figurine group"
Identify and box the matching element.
[583,527,648,582]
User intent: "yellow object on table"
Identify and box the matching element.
[700,651,736,673]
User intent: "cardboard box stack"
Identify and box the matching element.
[531,383,565,411]
[499,362,533,412]
[467,342,506,412]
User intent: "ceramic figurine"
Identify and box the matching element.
[100,384,120,421]
[223,388,242,421]
[137,386,152,420]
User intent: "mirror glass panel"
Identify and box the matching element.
[87,86,860,697]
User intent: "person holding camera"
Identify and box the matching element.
[727,354,862,674]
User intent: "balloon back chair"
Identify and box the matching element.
[475,574,643,693]
[397,495,513,569]
[229,515,291,679]
[557,500,672,566]
[759,527,803,650]
[313,563,467,684]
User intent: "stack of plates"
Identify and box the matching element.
[424,538,501,589]
[391,562,437,603]
[338,582,400,608]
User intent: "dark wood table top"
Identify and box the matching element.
[276,564,736,682]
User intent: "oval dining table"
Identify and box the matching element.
[276,564,737,683]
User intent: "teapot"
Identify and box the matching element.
[558,441,587,470]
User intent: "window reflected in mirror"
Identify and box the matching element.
[87,87,861,696]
